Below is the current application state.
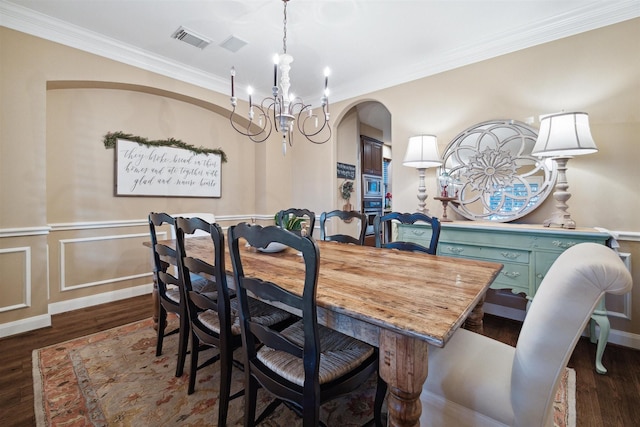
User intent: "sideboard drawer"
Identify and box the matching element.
[492,262,530,294]
[397,226,435,243]
[530,235,608,251]
[439,243,530,264]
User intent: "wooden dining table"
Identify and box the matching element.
[149,235,502,427]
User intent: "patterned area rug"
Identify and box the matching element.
[33,317,575,426]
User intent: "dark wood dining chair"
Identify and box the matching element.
[148,212,195,378]
[319,209,367,245]
[175,217,293,426]
[373,211,441,255]
[228,222,386,427]
[276,208,316,237]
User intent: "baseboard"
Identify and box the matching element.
[0,285,153,338]
[592,325,640,351]
[0,314,51,338]
[48,283,153,315]
[485,302,640,351]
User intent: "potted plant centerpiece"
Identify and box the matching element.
[275,212,305,232]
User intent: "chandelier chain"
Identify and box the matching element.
[282,0,288,54]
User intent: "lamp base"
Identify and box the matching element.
[543,157,576,229]
[415,167,430,215]
[542,211,576,229]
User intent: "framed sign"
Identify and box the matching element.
[115,139,221,197]
[337,162,356,180]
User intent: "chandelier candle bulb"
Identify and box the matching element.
[324,67,330,90]
[230,67,235,97]
[273,55,279,86]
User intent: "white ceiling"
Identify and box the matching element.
[1,1,638,108]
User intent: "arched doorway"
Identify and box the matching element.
[334,100,392,244]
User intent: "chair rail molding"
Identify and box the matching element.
[0,226,50,238]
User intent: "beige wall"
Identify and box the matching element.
[1,19,639,342]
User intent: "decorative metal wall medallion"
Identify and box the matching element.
[441,120,557,222]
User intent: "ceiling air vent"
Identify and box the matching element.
[171,26,211,49]
[219,35,248,53]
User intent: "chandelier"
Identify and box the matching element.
[229,0,331,155]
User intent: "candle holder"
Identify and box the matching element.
[433,196,459,222]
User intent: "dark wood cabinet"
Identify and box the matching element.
[361,136,383,176]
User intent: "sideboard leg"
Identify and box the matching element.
[591,312,610,374]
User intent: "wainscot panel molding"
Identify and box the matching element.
[0,314,51,339]
[59,232,153,292]
[0,246,31,313]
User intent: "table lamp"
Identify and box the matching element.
[532,112,598,229]
[403,135,442,214]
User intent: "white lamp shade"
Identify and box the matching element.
[532,112,598,157]
[403,135,442,168]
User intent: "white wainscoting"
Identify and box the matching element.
[0,219,638,347]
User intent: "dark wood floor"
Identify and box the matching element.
[1,295,638,426]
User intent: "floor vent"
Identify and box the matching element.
[171,26,211,49]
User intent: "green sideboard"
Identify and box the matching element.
[396,221,612,374]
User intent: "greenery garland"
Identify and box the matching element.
[103,131,227,163]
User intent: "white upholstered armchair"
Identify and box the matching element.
[420,242,633,426]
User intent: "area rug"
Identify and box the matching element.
[33,317,575,426]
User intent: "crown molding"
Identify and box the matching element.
[0,0,228,94]
[1,1,639,103]
[328,1,640,101]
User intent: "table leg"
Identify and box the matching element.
[379,329,430,427]
[464,293,486,334]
